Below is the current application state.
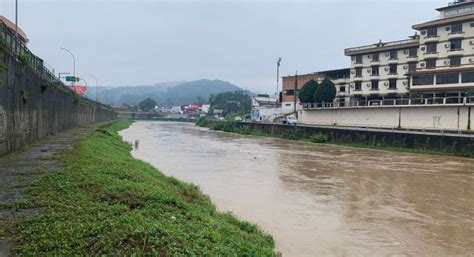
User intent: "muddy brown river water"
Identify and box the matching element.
[120,121,474,257]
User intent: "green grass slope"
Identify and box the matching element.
[13,120,275,256]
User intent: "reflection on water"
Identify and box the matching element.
[120,121,474,256]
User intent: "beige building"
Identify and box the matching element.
[343,0,474,105]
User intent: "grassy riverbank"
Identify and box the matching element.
[8,120,276,255]
[197,117,473,157]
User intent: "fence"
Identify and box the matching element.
[0,22,112,110]
[302,96,474,109]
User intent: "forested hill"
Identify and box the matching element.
[88,79,244,106]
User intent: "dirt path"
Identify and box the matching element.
[0,122,111,257]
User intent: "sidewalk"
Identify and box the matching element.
[0,122,111,257]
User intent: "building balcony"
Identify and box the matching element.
[447,48,464,56]
[353,75,363,80]
[370,74,380,79]
[422,51,439,59]
[448,31,465,40]
[423,35,440,43]
[387,58,399,63]
[407,55,418,61]
[387,73,399,78]
[353,62,364,67]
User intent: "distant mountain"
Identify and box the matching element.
[87,79,244,107]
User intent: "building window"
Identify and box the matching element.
[389,50,398,60]
[413,75,434,85]
[426,43,437,53]
[389,64,397,74]
[339,85,346,92]
[355,67,362,77]
[389,79,397,89]
[355,81,362,91]
[450,39,462,50]
[426,59,436,69]
[355,55,363,64]
[408,62,417,72]
[285,89,295,96]
[408,47,417,57]
[436,73,459,84]
[450,56,461,67]
[371,65,379,76]
[372,53,379,62]
[371,80,379,90]
[461,71,474,83]
[427,27,437,37]
[451,23,463,33]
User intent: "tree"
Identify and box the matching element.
[209,91,251,115]
[138,98,157,111]
[298,80,318,103]
[314,77,336,103]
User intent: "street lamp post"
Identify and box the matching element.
[276,57,282,102]
[89,74,100,102]
[60,47,76,89]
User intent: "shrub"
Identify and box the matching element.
[196,116,210,127]
[18,53,31,66]
[298,80,318,103]
[309,133,328,143]
[314,77,336,103]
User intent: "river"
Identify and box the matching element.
[120,121,474,257]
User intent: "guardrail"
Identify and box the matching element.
[302,96,474,109]
[0,22,112,110]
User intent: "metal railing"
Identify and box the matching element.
[0,22,59,84]
[0,23,112,110]
[302,96,474,109]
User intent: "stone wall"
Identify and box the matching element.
[236,122,474,157]
[300,105,473,131]
[0,48,116,156]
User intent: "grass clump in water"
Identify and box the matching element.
[12,119,276,256]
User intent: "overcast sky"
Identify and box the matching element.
[1,0,447,93]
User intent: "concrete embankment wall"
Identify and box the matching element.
[235,122,474,157]
[0,48,116,156]
[300,105,473,131]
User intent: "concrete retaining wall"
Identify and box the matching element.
[236,122,474,157]
[0,48,116,156]
[300,105,473,131]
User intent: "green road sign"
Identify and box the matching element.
[66,76,79,82]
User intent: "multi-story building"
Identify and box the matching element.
[343,0,474,105]
[281,68,350,113]
[344,38,417,103]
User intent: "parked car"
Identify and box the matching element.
[282,116,298,125]
[234,116,243,122]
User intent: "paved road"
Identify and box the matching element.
[0,122,110,257]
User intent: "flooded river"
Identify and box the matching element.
[120,121,474,256]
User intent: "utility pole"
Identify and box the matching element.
[294,71,298,115]
[276,57,281,102]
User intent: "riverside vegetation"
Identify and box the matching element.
[4,120,276,255]
[196,117,473,157]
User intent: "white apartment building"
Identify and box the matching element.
[344,0,474,105]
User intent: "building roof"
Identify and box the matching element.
[282,68,350,80]
[344,38,419,56]
[0,15,29,43]
[412,13,474,30]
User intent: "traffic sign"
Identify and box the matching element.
[66,76,79,82]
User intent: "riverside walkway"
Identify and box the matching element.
[0,122,110,256]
